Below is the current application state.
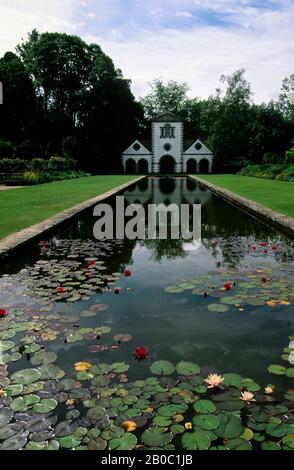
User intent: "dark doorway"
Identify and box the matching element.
[125,159,136,174]
[199,158,209,173]
[138,159,148,174]
[160,155,175,174]
[186,159,197,173]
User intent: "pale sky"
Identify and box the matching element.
[0,0,293,102]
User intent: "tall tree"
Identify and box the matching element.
[0,51,37,143]
[277,74,294,122]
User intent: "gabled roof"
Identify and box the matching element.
[184,140,195,151]
[152,112,182,123]
[140,140,152,151]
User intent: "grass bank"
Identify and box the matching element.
[0,175,137,240]
[195,174,294,218]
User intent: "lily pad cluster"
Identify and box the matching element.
[1,359,294,450]
[164,262,294,313]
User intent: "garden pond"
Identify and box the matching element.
[0,176,294,451]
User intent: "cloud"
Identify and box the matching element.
[0,0,293,103]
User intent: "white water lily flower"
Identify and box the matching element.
[205,373,224,388]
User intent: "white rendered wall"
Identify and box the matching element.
[152,122,183,173]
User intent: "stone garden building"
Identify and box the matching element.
[122,112,214,174]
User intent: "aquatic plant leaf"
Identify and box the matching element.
[111,362,130,373]
[261,441,281,451]
[182,430,211,450]
[141,427,173,447]
[176,361,200,376]
[193,400,216,414]
[267,364,286,375]
[214,413,244,439]
[58,434,81,449]
[207,304,229,313]
[193,414,220,431]
[109,433,137,450]
[33,398,58,414]
[11,368,41,385]
[113,334,132,343]
[158,403,188,417]
[0,407,13,426]
[150,361,175,376]
[226,438,252,450]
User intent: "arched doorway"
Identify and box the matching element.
[125,159,136,174]
[186,158,197,173]
[199,158,209,173]
[138,159,148,174]
[160,155,175,174]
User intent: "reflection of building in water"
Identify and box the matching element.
[122,112,214,174]
[123,177,212,206]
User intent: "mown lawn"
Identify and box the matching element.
[0,175,137,240]
[196,174,294,218]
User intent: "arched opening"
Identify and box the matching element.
[186,179,197,192]
[125,159,137,174]
[138,178,148,192]
[160,155,175,174]
[159,177,176,194]
[186,158,197,174]
[199,158,209,174]
[138,159,148,174]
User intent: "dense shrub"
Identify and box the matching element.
[239,163,294,181]
[29,158,48,171]
[22,170,46,184]
[0,140,13,158]
[14,141,44,160]
[285,143,294,164]
[48,156,77,170]
[0,158,27,172]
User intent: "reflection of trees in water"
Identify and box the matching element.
[201,237,247,267]
[140,238,187,262]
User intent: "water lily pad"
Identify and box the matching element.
[0,407,13,426]
[261,441,281,450]
[55,420,78,437]
[33,398,58,414]
[267,364,286,375]
[193,400,216,414]
[141,427,173,447]
[150,361,175,376]
[109,433,137,450]
[193,414,220,431]
[11,368,41,385]
[58,434,81,449]
[285,368,294,378]
[207,304,229,313]
[0,432,28,450]
[111,362,130,374]
[182,430,211,450]
[214,413,244,439]
[158,403,188,417]
[31,351,57,366]
[176,361,200,376]
[113,334,132,343]
[4,384,23,397]
[226,438,252,450]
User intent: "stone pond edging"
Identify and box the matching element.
[0,176,145,258]
[189,175,294,239]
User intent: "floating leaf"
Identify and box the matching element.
[207,304,229,313]
[33,398,58,414]
[11,368,41,385]
[193,414,220,431]
[150,361,175,376]
[141,427,173,447]
[267,364,286,375]
[193,400,216,414]
[214,413,244,439]
[182,430,211,450]
[176,361,200,376]
[109,433,137,450]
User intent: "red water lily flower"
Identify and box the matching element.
[260,242,267,247]
[271,245,277,251]
[252,246,256,250]
[88,259,95,266]
[133,346,149,361]
[56,287,65,293]
[263,250,268,254]
[0,308,7,318]
[124,269,131,277]
[114,287,121,294]
[224,282,233,291]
